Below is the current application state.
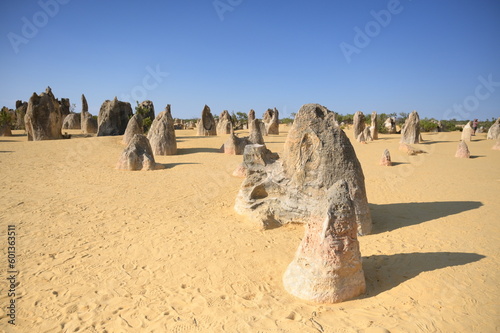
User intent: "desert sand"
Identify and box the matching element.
[0,126,499,332]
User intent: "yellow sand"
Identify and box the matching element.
[0,126,498,333]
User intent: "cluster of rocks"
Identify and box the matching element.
[234,103,370,303]
[221,119,265,155]
[353,111,378,143]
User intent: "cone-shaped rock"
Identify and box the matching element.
[487,117,499,140]
[248,109,256,131]
[400,111,420,144]
[235,103,372,235]
[217,110,232,135]
[116,134,156,171]
[97,97,133,136]
[248,119,265,145]
[283,180,366,303]
[147,104,177,155]
[370,111,378,140]
[455,141,470,158]
[380,149,392,166]
[353,111,365,140]
[24,87,64,141]
[196,105,217,136]
[123,114,144,145]
[81,94,98,134]
[62,113,81,130]
[263,108,279,135]
[461,121,473,142]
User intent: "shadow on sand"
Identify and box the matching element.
[369,201,483,234]
[361,252,485,298]
[177,147,222,155]
[155,162,199,169]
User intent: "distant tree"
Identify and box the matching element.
[0,107,12,127]
[134,101,153,133]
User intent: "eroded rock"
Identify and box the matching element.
[196,105,217,136]
[370,111,378,140]
[380,149,392,166]
[400,111,420,144]
[62,113,81,130]
[123,114,144,145]
[147,104,177,155]
[353,111,365,140]
[461,121,473,142]
[116,134,156,171]
[217,110,232,135]
[24,87,64,141]
[263,108,279,135]
[97,97,133,136]
[487,117,500,140]
[455,141,470,158]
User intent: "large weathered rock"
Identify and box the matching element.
[123,114,144,145]
[147,104,177,155]
[384,117,396,134]
[235,103,372,235]
[487,117,500,140]
[400,111,420,144]
[455,141,470,158]
[97,97,133,136]
[248,109,256,131]
[263,108,279,135]
[196,105,217,136]
[353,111,365,140]
[461,121,473,142]
[15,101,27,130]
[248,119,265,145]
[370,111,378,140]
[62,113,81,130]
[217,110,232,135]
[24,87,64,141]
[80,94,97,134]
[116,134,156,171]
[283,180,366,303]
[221,130,249,155]
[379,149,392,166]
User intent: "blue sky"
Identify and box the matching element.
[1,0,499,120]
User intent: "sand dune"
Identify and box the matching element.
[0,127,498,332]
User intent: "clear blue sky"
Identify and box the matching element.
[1,0,499,120]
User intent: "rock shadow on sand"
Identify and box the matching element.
[369,201,483,234]
[361,252,485,298]
[177,147,222,155]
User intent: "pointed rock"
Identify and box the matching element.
[123,114,144,145]
[455,141,470,158]
[487,117,499,140]
[379,149,392,166]
[400,111,421,144]
[461,121,473,142]
[370,111,378,140]
[263,108,279,135]
[248,109,256,131]
[196,105,217,136]
[217,110,232,135]
[147,104,177,155]
[353,111,365,140]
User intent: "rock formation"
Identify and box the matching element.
[97,97,133,136]
[235,103,372,235]
[196,105,217,136]
[487,117,500,140]
[80,94,97,134]
[217,110,232,135]
[353,111,366,140]
[24,87,64,141]
[248,119,265,145]
[123,114,144,145]
[356,131,366,143]
[62,113,81,130]
[14,101,27,130]
[283,180,366,303]
[116,134,156,171]
[147,104,177,155]
[60,98,70,120]
[455,141,470,158]
[248,109,256,131]
[379,149,392,166]
[221,130,249,155]
[263,108,279,135]
[461,121,473,142]
[370,112,378,140]
[362,127,372,142]
[399,143,425,155]
[138,100,155,122]
[384,117,396,134]
[400,111,420,144]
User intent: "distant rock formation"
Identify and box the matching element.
[283,180,366,303]
[370,112,378,140]
[24,87,64,141]
[353,111,365,141]
[138,100,155,122]
[400,111,420,144]
[97,97,133,136]
[248,109,256,131]
[122,113,144,145]
[217,110,232,135]
[62,113,81,130]
[116,134,156,171]
[461,121,473,142]
[263,108,279,135]
[455,141,470,158]
[362,127,372,142]
[147,104,177,155]
[235,103,372,235]
[60,98,70,120]
[487,117,500,140]
[384,117,396,134]
[80,94,97,134]
[379,149,392,166]
[248,119,265,145]
[196,105,217,136]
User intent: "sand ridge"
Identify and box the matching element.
[0,127,499,332]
